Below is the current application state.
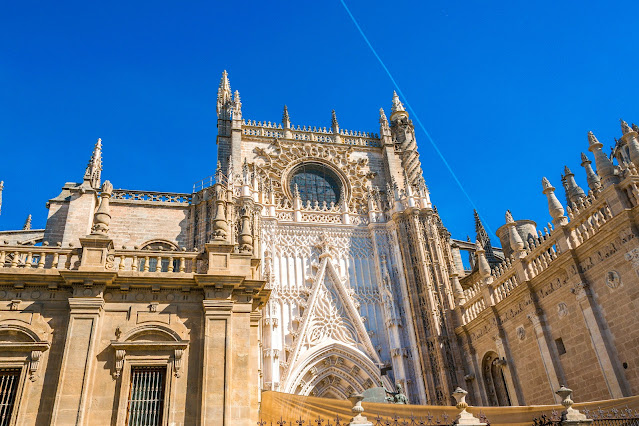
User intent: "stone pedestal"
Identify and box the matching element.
[78,236,113,272]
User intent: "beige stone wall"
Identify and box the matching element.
[108,202,189,248]
[460,231,639,405]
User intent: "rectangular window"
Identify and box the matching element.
[127,366,166,426]
[0,369,21,426]
[555,338,567,355]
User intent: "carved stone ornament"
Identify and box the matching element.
[605,270,622,289]
[253,139,375,211]
[516,325,526,341]
[557,302,569,318]
[624,247,639,275]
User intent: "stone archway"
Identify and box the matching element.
[481,351,511,406]
[284,342,387,398]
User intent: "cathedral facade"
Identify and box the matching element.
[0,72,637,424]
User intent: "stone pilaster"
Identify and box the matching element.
[201,298,233,424]
[526,312,562,403]
[571,282,628,398]
[51,289,105,425]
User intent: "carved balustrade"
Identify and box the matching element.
[112,248,200,274]
[111,189,191,205]
[0,243,80,271]
[241,119,380,147]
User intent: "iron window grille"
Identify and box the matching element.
[127,366,166,426]
[0,369,20,426]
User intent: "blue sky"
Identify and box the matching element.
[1,0,638,241]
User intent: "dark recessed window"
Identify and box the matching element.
[555,338,567,356]
[290,163,341,206]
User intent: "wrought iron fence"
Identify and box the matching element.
[532,406,639,426]
[258,411,490,426]
[584,405,639,425]
[532,410,561,425]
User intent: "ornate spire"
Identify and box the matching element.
[391,91,405,114]
[232,90,242,120]
[23,214,32,230]
[0,181,3,216]
[587,131,617,186]
[542,177,566,224]
[621,119,633,135]
[563,165,586,205]
[282,105,290,129]
[216,70,232,117]
[331,109,340,134]
[83,138,102,189]
[474,210,496,262]
[580,152,601,191]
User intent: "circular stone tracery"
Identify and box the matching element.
[289,163,342,206]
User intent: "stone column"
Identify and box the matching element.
[51,290,105,425]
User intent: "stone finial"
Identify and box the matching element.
[347,393,370,425]
[226,158,234,190]
[620,119,639,168]
[563,166,586,204]
[505,210,525,254]
[379,108,388,126]
[0,180,3,216]
[555,386,592,423]
[83,138,103,189]
[331,109,339,134]
[91,180,113,236]
[23,214,32,230]
[293,183,300,199]
[580,152,602,191]
[475,239,491,279]
[238,205,253,253]
[232,90,242,120]
[587,131,617,185]
[282,105,290,129]
[216,70,232,117]
[391,91,405,114]
[453,387,487,425]
[215,161,223,183]
[542,177,566,223]
[211,185,229,241]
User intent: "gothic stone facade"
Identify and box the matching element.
[0,72,637,424]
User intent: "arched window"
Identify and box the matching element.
[482,352,511,406]
[289,163,341,206]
